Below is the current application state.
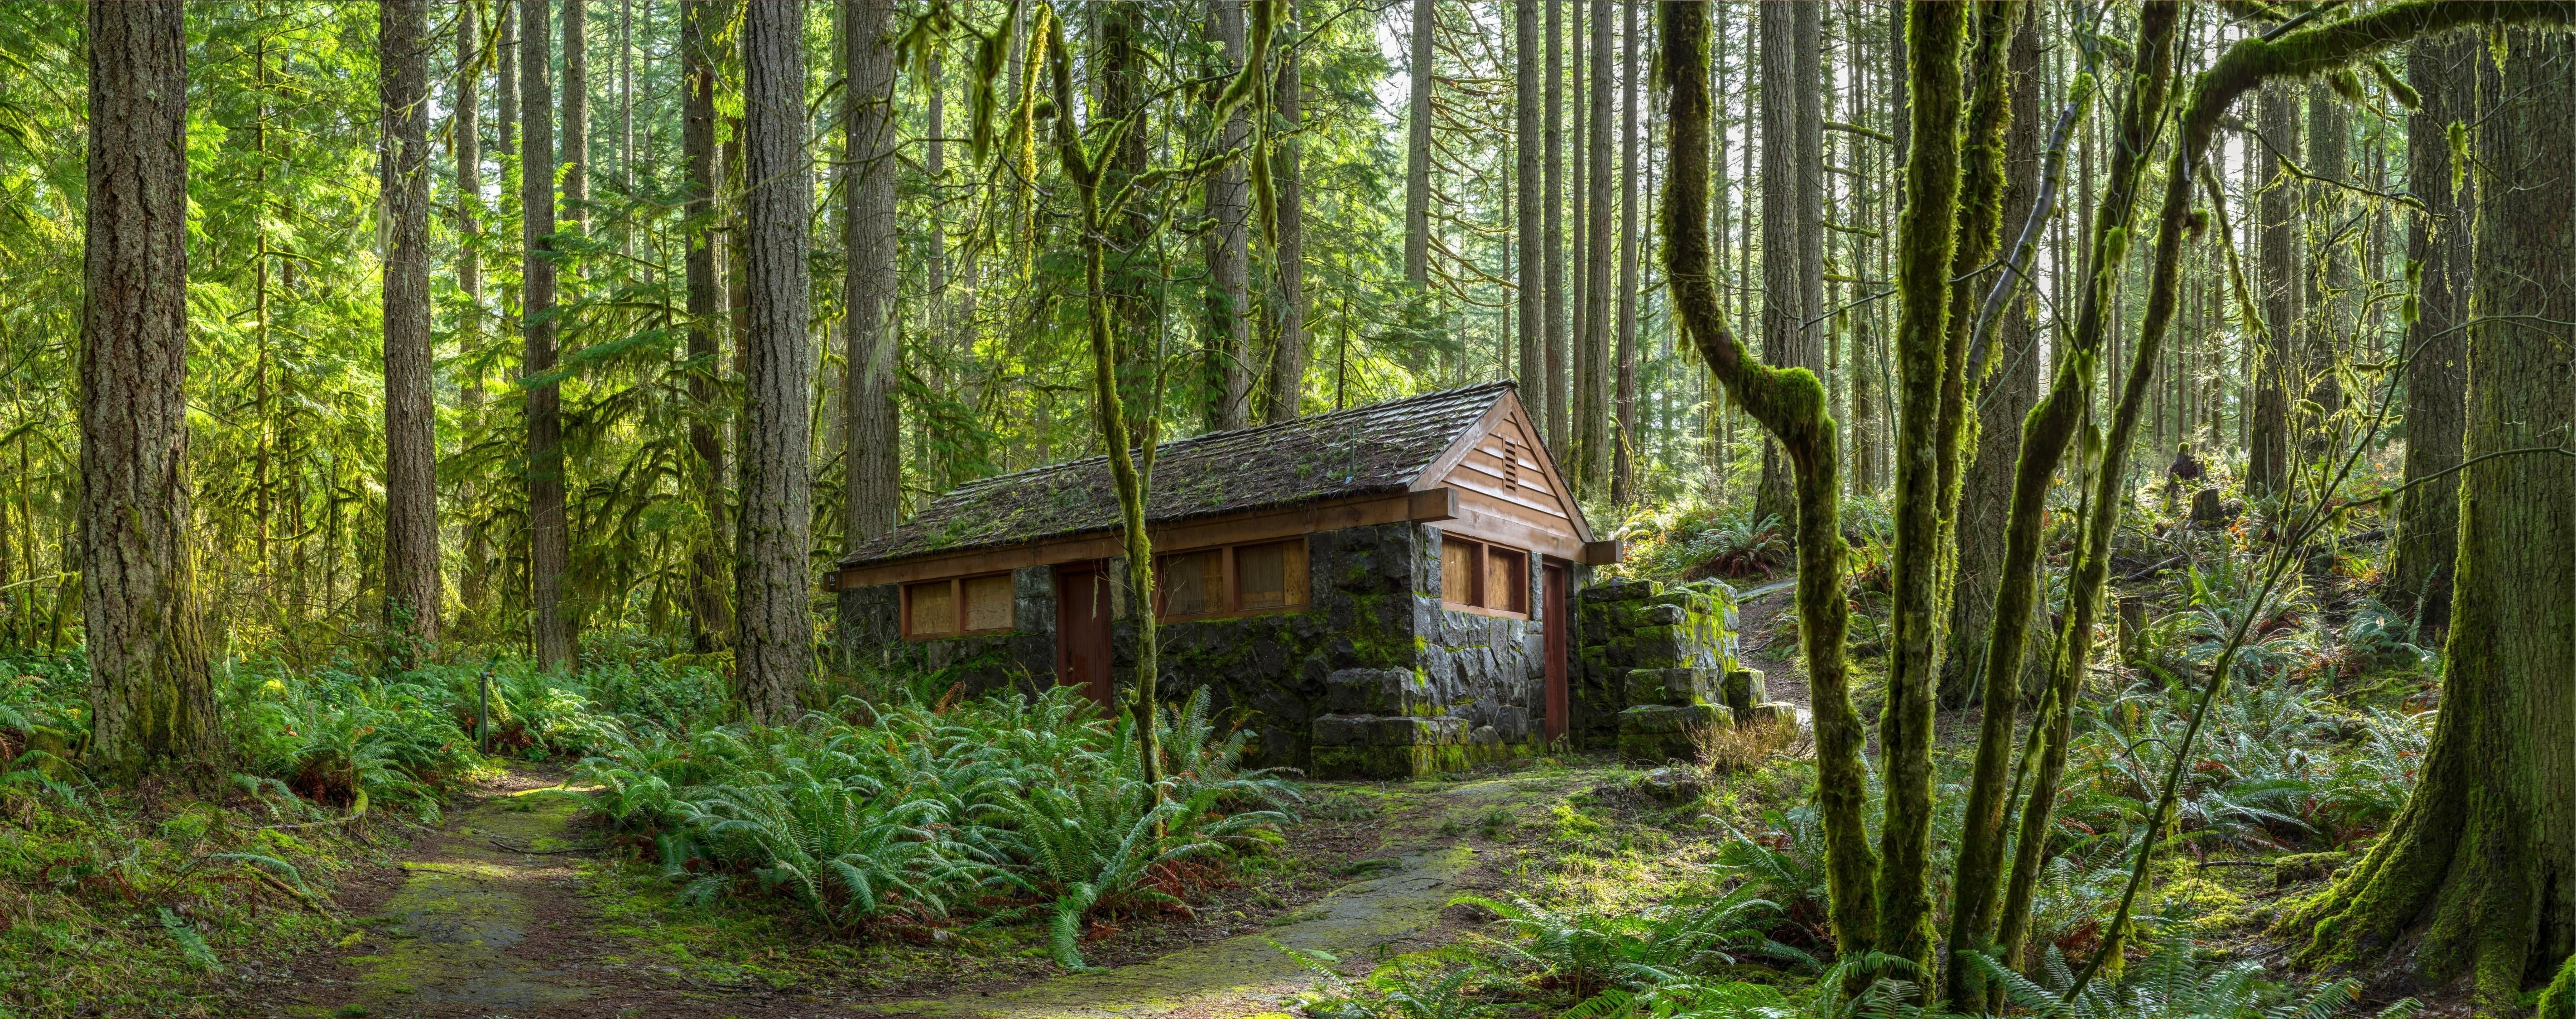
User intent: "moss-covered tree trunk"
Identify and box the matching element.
[1968,0,2187,976]
[82,0,220,783]
[1663,0,1875,954]
[1041,4,1164,796]
[1878,0,1994,972]
[2297,25,2573,1013]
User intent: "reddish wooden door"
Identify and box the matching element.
[1543,562,1569,741]
[1056,565,1115,705]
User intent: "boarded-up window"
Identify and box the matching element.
[1442,538,1480,605]
[962,574,1015,632]
[1235,540,1309,610]
[907,581,956,637]
[1485,547,1528,613]
[1158,549,1226,618]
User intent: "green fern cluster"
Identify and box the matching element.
[577,683,1296,969]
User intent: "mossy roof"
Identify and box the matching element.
[840,381,1515,568]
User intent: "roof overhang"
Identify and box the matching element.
[828,487,1462,591]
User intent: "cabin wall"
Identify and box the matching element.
[841,519,1586,779]
[836,565,1057,697]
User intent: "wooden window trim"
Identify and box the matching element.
[903,572,1015,640]
[1442,537,1532,620]
[1155,538,1310,623]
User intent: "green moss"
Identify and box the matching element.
[2538,954,2576,1019]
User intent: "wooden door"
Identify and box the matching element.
[1056,564,1115,705]
[1543,562,1569,741]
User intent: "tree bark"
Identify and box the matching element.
[1878,0,1982,972]
[1097,2,1156,450]
[2296,27,2574,1011]
[1267,4,1307,424]
[1204,0,1252,433]
[2305,82,2349,420]
[1517,0,1543,424]
[561,0,588,231]
[451,0,486,631]
[382,0,440,660]
[2247,82,2300,497]
[2388,33,2475,626]
[522,0,573,672]
[1403,0,1434,289]
[82,0,218,783]
[1544,0,1567,453]
[1941,5,2047,712]
[618,0,632,255]
[736,0,816,721]
[497,0,517,159]
[682,0,731,653]
[1611,0,1639,506]
[840,0,899,672]
[1751,1,1808,532]
[1581,0,1613,498]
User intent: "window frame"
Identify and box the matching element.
[902,572,1017,640]
[1153,538,1312,622]
[1440,535,1532,619]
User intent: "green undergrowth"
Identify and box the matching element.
[0,771,381,1017]
[0,641,731,1018]
[572,683,1300,972]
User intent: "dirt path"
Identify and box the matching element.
[245,770,1562,1019]
[857,777,1539,1019]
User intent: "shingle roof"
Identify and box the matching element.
[841,381,1514,568]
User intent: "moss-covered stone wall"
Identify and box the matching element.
[1576,578,1749,759]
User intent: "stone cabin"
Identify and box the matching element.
[831,382,1634,777]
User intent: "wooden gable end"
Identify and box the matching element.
[1413,391,1600,562]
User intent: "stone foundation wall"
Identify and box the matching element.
[1578,577,1782,762]
[1304,525,1561,778]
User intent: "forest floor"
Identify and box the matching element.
[233,761,1618,1019]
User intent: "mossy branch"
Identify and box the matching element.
[1661,0,1874,956]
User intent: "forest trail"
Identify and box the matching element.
[263,769,1545,1019]
[855,777,1536,1019]
[286,772,629,1018]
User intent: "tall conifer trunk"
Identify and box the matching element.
[2297,26,2574,1011]
[2247,82,2300,496]
[1516,0,1543,426]
[840,0,899,673]
[82,0,218,783]
[682,0,731,653]
[1204,0,1251,432]
[1268,4,1307,424]
[454,0,487,632]
[1543,0,1567,453]
[1580,0,1613,497]
[735,0,815,721]
[522,0,573,672]
[1403,0,1434,288]
[1610,0,1639,506]
[382,0,440,660]
[561,0,588,231]
[2388,33,2475,625]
